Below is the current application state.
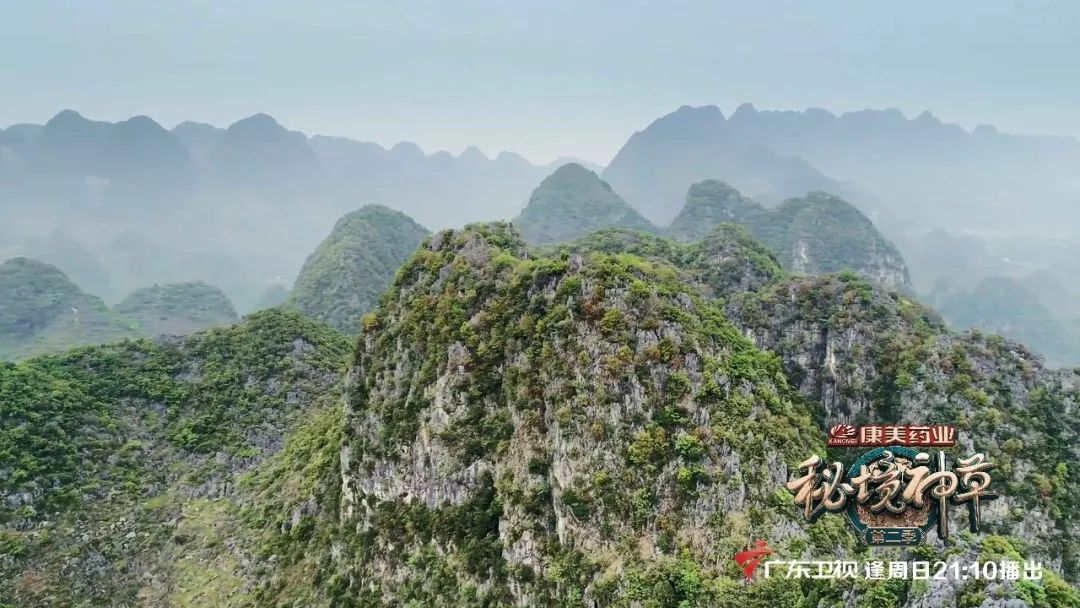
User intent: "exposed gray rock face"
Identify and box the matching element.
[726,273,1080,594]
[334,223,828,605]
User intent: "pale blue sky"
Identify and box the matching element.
[2,0,1078,164]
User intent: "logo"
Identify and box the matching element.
[733,540,773,579]
[826,424,956,448]
[828,423,858,446]
[790,424,996,546]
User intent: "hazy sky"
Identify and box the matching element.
[3,0,1078,164]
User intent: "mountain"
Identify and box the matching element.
[171,120,225,169]
[713,103,1080,233]
[0,309,350,605]
[0,258,242,360]
[513,163,656,245]
[0,257,133,360]
[725,273,1079,584]
[209,113,322,195]
[601,105,867,225]
[285,205,429,333]
[1,226,1077,606]
[113,281,239,337]
[932,276,1080,367]
[667,180,764,241]
[14,232,114,299]
[27,109,112,175]
[669,183,910,288]
[279,222,830,605]
[546,224,783,299]
[26,110,193,199]
[98,115,193,192]
[3,110,591,315]
[309,135,570,230]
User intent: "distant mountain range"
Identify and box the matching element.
[0,110,581,309]
[0,109,584,230]
[603,103,1080,234]
[3,104,1079,367]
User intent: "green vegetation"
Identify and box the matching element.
[668,184,910,288]
[668,180,764,241]
[1,223,1076,606]
[544,224,783,300]
[0,257,134,361]
[728,271,1079,582]
[933,276,1080,367]
[114,280,238,337]
[0,308,349,605]
[514,163,657,245]
[308,221,837,604]
[285,205,429,333]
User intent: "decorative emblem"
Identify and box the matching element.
[788,430,996,546]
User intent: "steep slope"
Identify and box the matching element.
[274,222,828,606]
[1,227,1077,607]
[670,184,910,288]
[726,273,1080,585]
[764,192,910,287]
[113,281,239,337]
[0,309,350,606]
[0,257,133,360]
[934,276,1080,367]
[667,180,765,241]
[546,224,783,299]
[285,205,429,333]
[260,224,1077,606]
[601,105,866,225]
[514,163,657,245]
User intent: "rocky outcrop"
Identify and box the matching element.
[548,223,783,300]
[0,309,350,606]
[726,273,1080,586]
[331,223,823,605]
[2,227,1076,607]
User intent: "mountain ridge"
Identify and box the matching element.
[514,162,657,245]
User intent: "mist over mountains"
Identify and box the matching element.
[0,110,574,309]
[605,103,1080,233]
[2,103,1079,365]
[3,102,1080,606]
